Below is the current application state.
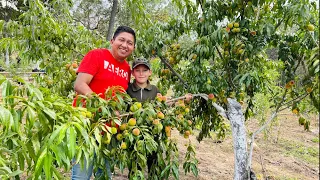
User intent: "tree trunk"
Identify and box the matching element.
[106,0,118,41]
[227,98,249,180]
[5,46,9,67]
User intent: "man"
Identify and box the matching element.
[71,25,136,180]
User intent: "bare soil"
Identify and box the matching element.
[111,112,319,180]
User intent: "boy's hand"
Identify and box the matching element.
[185,93,193,102]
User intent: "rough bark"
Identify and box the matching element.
[227,98,248,180]
[106,0,118,41]
[5,46,9,67]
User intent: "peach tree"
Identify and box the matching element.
[0,76,201,179]
[0,0,200,179]
[134,0,319,178]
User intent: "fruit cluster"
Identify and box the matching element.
[226,22,240,33]
[65,60,78,76]
[165,43,181,65]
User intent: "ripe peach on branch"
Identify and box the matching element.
[132,128,140,136]
[157,111,165,119]
[208,93,215,100]
[128,118,137,126]
[285,80,295,89]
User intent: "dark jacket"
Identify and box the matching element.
[127,80,159,102]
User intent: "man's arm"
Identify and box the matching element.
[74,73,94,96]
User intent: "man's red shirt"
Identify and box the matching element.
[73,48,131,106]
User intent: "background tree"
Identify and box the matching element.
[106,0,118,40]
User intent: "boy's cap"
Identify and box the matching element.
[132,58,151,69]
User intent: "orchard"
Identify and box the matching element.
[0,0,319,180]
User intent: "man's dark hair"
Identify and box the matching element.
[112,26,136,44]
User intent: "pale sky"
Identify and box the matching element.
[1,0,18,10]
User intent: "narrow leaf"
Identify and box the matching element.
[68,126,76,159]
[34,147,47,179]
[44,152,53,179]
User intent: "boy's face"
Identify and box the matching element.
[132,65,151,84]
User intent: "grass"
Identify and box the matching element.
[311,137,319,143]
[279,139,319,165]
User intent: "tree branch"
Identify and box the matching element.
[166,93,227,118]
[61,42,84,58]
[279,93,309,112]
[159,56,189,89]
[215,46,223,59]
[247,89,288,176]
[274,19,283,31]
[255,0,261,22]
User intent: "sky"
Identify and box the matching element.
[1,0,17,10]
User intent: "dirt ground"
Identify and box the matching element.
[111,112,319,180]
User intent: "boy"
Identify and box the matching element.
[127,58,159,102]
[126,58,159,177]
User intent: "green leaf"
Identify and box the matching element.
[57,124,69,145]
[0,166,12,174]
[113,118,122,126]
[72,122,90,144]
[68,126,76,159]
[191,164,198,176]
[26,84,43,100]
[31,135,41,158]
[0,106,14,131]
[160,164,171,178]
[18,151,25,170]
[9,170,23,177]
[94,127,102,148]
[137,153,147,168]
[48,125,64,146]
[53,101,67,108]
[0,75,6,85]
[239,73,250,85]
[52,167,64,179]
[26,141,36,163]
[51,145,62,167]
[0,20,4,30]
[1,80,14,102]
[42,107,57,120]
[34,147,47,179]
[183,162,190,174]
[172,163,179,179]
[44,152,53,179]
[11,108,21,133]
[75,149,83,166]
[26,107,37,129]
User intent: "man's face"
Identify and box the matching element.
[110,32,135,61]
[132,65,151,84]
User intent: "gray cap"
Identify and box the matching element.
[132,58,151,69]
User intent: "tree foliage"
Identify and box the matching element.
[135,0,319,133]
